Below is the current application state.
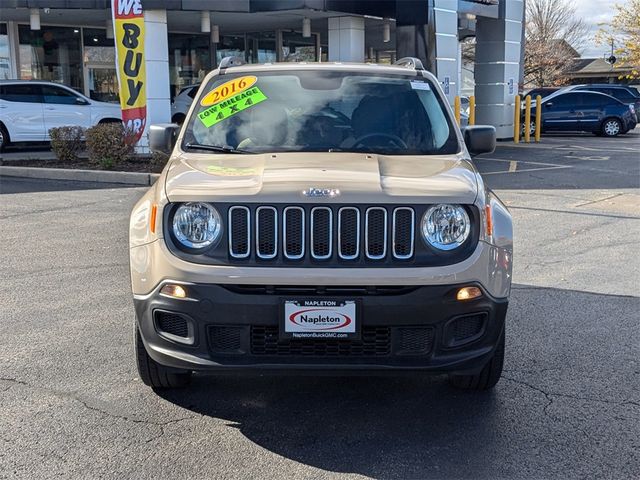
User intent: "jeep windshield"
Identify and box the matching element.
[182,70,459,155]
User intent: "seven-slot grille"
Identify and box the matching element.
[228,206,415,261]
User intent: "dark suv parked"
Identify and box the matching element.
[571,84,640,121]
[525,90,637,137]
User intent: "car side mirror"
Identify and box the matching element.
[75,97,90,105]
[463,125,496,156]
[149,123,180,155]
[545,101,553,108]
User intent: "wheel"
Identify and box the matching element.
[602,118,622,137]
[521,120,535,138]
[135,325,191,389]
[449,331,505,391]
[0,123,9,151]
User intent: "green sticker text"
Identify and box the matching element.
[198,86,268,128]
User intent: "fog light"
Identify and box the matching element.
[160,284,187,299]
[456,286,482,301]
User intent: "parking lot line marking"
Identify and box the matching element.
[482,165,571,175]
[479,157,567,168]
[555,144,639,154]
[509,205,640,220]
[564,155,611,161]
[509,161,518,172]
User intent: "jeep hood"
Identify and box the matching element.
[164,152,479,204]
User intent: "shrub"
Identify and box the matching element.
[85,122,135,169]
[49,126,85,162]
[150,151,170,172]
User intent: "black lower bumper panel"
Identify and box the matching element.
[134,283,508,374]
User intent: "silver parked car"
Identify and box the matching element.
[171,84,200,124]
[131,58,513,391]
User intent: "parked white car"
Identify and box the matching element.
[171,84,200,124]
[0,80,122,150]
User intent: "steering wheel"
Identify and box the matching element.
[352,133,408,149]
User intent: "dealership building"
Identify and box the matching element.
[0,0,524,138]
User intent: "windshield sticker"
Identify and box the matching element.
[410,80,431,91]
[200,76,258,107]
[198,86,268,128]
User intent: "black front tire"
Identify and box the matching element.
[135,326,191,389]
[0,124,9,151]
[449,331,505,391]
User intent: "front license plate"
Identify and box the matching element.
[282,299,358,339]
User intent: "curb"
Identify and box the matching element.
[0,166,159,186]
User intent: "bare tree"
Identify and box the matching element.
[525,0,589,87]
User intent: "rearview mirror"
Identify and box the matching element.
[463,125,496,156]
[149,123,180,155]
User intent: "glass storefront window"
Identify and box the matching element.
[0,24,10,79]
[216,35,246,67]
[18,25,83,92]
[247,32,276,63]
[82,28,115,64]
[82,28,118,103]
[168,33,211,101]
[281,31,318,62]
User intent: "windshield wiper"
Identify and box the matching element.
[184,143,251,154]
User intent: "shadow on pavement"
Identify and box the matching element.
[155,285,638,478]
[0,176,135,194]
[160,374,498,478]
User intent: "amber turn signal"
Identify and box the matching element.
[457,286,482,301]
[160,284,187,299]
[485,204,493,236]
[150,204,158,234]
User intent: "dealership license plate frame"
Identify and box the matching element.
[280,299,361,340]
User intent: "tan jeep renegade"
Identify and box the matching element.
[130,57,513,391]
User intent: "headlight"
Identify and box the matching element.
[172,202,222,249]
[421,204,470,250]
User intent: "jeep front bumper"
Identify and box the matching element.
[134,281,507,374]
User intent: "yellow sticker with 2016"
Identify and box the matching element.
[197,86,268,128]
[200,76,258,107]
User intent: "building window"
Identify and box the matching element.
[216,35,246,67]
[168,33,211,101]
[18,25,83,92]
[247,32,277,63]
[0,24,10,79]
[83,28,118,103]
[281,31,319,62]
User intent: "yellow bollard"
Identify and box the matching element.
[524,95,532,143]
[454,96,461,126]
[535,95,542,142]
[514,95,521,143]
[469,96,476,126]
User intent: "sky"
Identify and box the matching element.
[573,0,623,57]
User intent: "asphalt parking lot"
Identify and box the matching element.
[1,132,639,479]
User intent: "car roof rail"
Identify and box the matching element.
[218,56,246,70]
[393,57,425,70]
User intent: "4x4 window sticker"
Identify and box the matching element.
[197,75,269,127]
[200,76,258,107]
[198,86,268,128]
